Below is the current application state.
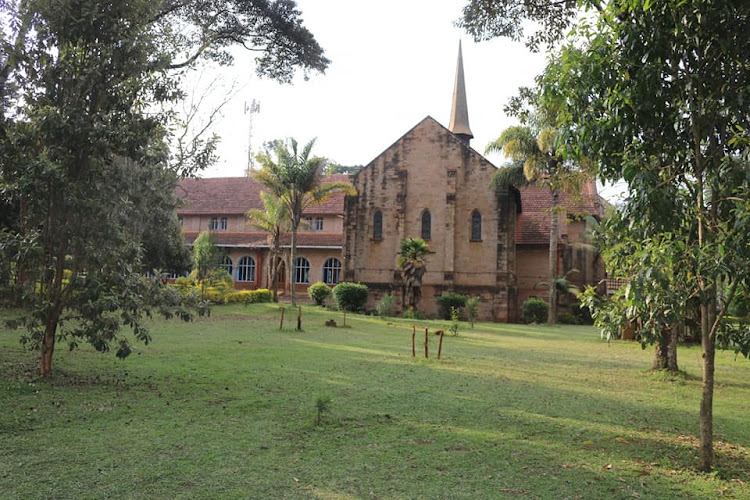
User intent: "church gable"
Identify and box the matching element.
[344,115,517,321]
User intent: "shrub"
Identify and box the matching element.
[225,289,272,304]
[449,306,460,336]
[249,289,272,303]
[203,287,226,304]
[436,293,467,319]
[174,276,193,292]
[557,311,581,325]
[571,303,594,325]
[376,293,396,317]
[402,306,424,320]
[308,282,332,305]
[522,298,549,324]
[332,282,368,312]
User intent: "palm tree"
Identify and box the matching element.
[253,138,354,305]
[487,124,585,324]
[247,191,289,302]
[397,237,433,311]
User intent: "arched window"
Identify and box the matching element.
[219,256,233,277]
[471,210,482,241]
[373,210,383,239]
[421,210,431,240]
[220,217,228,230]
[237,256,256,282]
[322,258,341,284]
[294,257,310,284]
[209,217,218,230]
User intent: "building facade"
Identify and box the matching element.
[174,44,604,321]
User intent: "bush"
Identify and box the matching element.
[571,303,594,325]
[557,311,581,325]
[402,306,424,320]
[436,293,467,319]
[522,298,549,324]
[376,293,396,317]
[332,282,368,312]
[225,289,272,304]
[308,282,332,305]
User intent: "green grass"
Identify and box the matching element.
[1,304,749,499]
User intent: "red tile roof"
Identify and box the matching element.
[516,181,602,245]
[176,175,350,216]
[183,231,342,248]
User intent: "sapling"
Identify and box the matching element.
[315,396,332,426]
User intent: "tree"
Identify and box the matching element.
[457,0,603,52]
[0,0,329,376]
[191,231,218,296]
[542,0,750,471]
[397,238,433,311]
[487,124,587,323]
[253,138,354,305]
[247,191,289,301]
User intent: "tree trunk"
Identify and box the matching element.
[653,324,679,371]
[548,189,560,324]
[698,299,716,472]
[290,223,297,306]
[40,315,58,377]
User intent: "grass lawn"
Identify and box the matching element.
[1,304,749,499]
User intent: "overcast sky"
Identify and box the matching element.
[193,0,625,202]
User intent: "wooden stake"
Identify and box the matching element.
[412,325,416,357]
[424,328,429,359]
[343,309,347,327]
[296,306,302,331]
[279,306,285,330]
[437,329,445,359]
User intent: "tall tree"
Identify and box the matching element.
[542,0,750,471]
[397,238,433,312]
[0,0,328,376]
[487,124,587,323]
[247,191,289,302]
[253,138,354,305]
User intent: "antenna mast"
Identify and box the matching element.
[244,99,261,176]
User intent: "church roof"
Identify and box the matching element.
[516,182,603,245]
[176,175,349,216]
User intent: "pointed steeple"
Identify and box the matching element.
[449,40,473,145]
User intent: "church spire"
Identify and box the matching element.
[449,40,473,145]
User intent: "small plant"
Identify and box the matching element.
[522,298,549,324]
[436,292,467,319]
[332,282,369,312]
[449,306,460,336]
[314,395,332,426]
[557,311,581,325]
[402,306,424,320]
[376,293,396,317]
[465,296,479,328]
[308,281,332,305]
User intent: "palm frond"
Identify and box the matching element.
[485,126,538,160]
[536,127,558,155]
[489,162,529,189]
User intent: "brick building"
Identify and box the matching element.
[175,44,604,321]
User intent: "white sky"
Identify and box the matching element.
[193,0,626,203]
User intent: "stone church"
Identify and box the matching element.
[343,44,520,321]
[176,44,604,322]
